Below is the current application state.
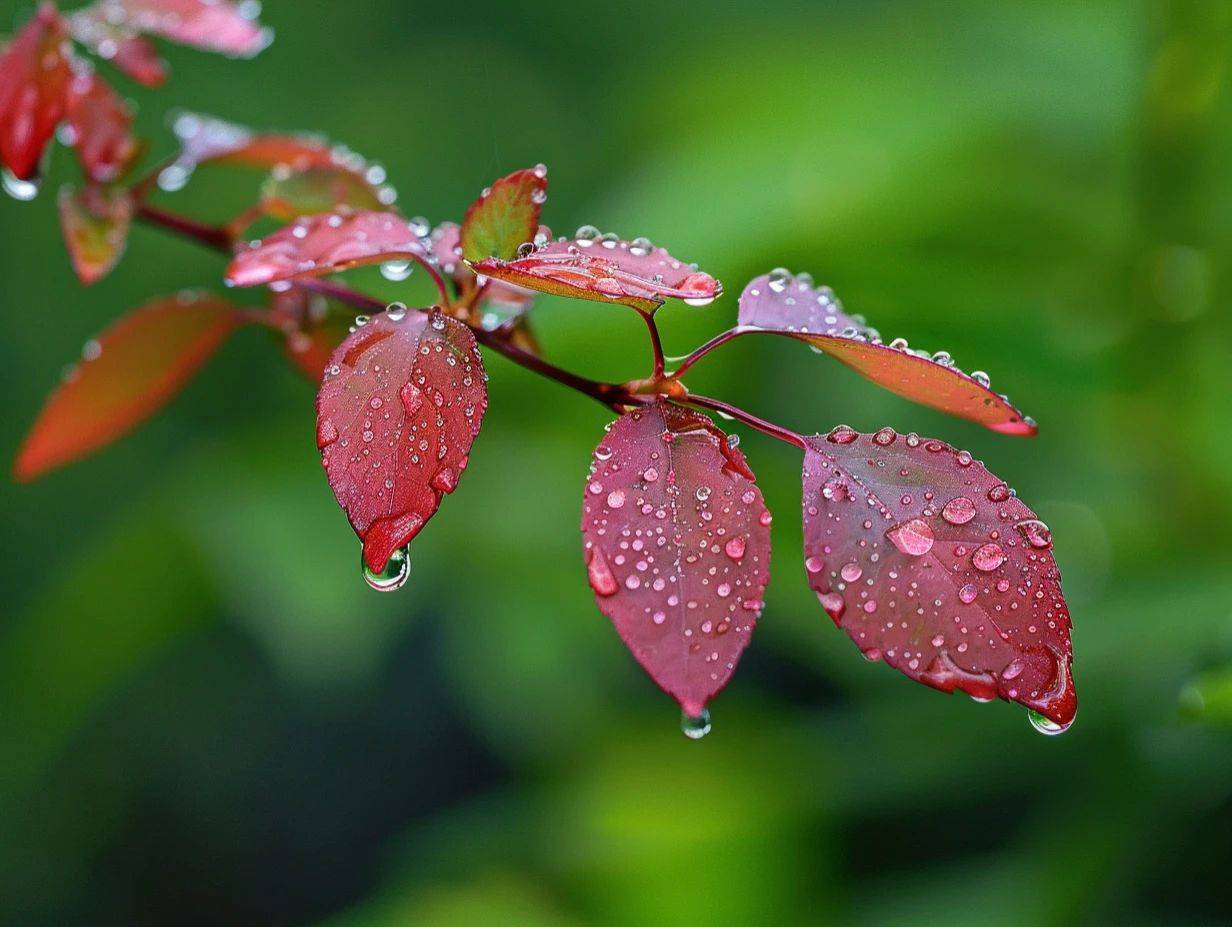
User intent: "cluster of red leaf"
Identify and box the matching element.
[8,5,1076,737]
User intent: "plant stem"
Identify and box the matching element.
[642,311,666,379]
[681,393,807,449]
[135,203,233,251]
[669,326,748,378]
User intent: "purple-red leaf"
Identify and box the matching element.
[460,166,547,263]
[77,0,271,58]
[472,228,721,314]
[13,292,243,481]
[64,68,139,183]
[316,309,487,573]
[58,184,132,284]
[581,402,771,717]
[0,4,71,180]
[801,426,1075,727]
[738,270,1036,435]
[226,210,429,288]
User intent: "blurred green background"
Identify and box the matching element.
[3,0,1232,924]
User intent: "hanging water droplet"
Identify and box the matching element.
[363,544,410,591]
[386,301,408,322]
[1027,708,1072,736]
[380,259,413,281]
[2,168,40,201]
[680,708,712,740]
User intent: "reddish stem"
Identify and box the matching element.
[681,393,807,450]
[135,203,233,251]
[642,311,666,379]
[669,326,748,378]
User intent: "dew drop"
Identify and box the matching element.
[380,259,413,281]
[586,547,619,597]
[1028,709,1072,736]
[2,168,40,201]
[681,708,712,740]
[972,543,1006,572]
[1016,519,1053,549]
[826,424,858,444]
[363,544,410,591]
[886,518,935,557]
[724,536,746,560]
[941,496,977,525]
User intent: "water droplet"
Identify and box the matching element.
[724,537,746,561]
[840,561,863,582]
[972,543,1006,572]
[886,518,935,556]
[958,582,978,604]
[363,545,410,591]
[681,708,712,740]
[1016,519,1052,549]
[1027,709,1072,735]
[941,496,977,525]
[873,426,896,446]
[826,424,858,444]
[586,547,618,597]
[386,301,408,321]
[380,259,413,281]
[768,267,792,293]
[2,168,40,201]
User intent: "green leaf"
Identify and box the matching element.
[460,167,547,262]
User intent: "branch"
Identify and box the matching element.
[642,311,666,379]
[668,326,748,378]
[680,393,807,450]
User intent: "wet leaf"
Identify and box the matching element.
[738,270,1036,435]
[64,68,140,184]
[0,5,71,180]
[581,402,771,716]
[57,184,132,285]
[260,164,386,221]
[226,210,430,288]
[316,309,487,573]
[75,0,272,58]
[68,12,167,86]
[13,293,244,480]
[801,426,1075,726]
[471,228,721,314]
[460,166,547,263]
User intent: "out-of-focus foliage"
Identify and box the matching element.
[2,0,1231,924]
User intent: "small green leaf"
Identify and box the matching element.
[57,185,132,286]
[460,166,547,262]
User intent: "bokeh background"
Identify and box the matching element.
[3,0,1232,924]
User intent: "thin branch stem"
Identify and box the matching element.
[642,311,666,379]
[680,393,807,450]
[668,326,748,378]
[407,252,451,307]
[135,203,233,251]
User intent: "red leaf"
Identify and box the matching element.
[316,309,487,573]
[226,210,429,288]
[64,68,139,183]
[430,220,538,311]
[67,12,167,86]
[0,4,71,180]
[13,293,243,480]
[58,184,132,284]
[471,228,722,314]
[460,166,547,262]
[738,270,1036,435]
[581,402,772,717]
[801,426,1075,728]
[77,0,271,58]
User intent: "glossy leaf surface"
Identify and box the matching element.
[460,167,546,263]
[0,5,71,180]
[80,0,271,57]
[316,310,487,572]
[14,293,242,480]
[57,184,132,285]
[472,228,721,314]
[801,426,1075,726]
[738,270,1036,435]
[64,69,139,183]
[581,403,771,716]
[227,210,429,288]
